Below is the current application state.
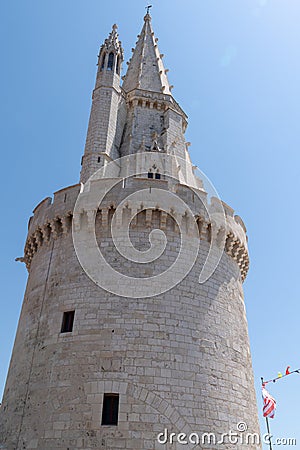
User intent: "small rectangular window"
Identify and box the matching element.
[148,172,153,178]
[61,310,75,333]
[155,173,161,179]
[101,393,119,426]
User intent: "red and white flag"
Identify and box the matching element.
[262,386,276,419]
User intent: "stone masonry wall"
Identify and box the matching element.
[0,180,259,450]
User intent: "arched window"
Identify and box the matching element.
[116,56,120,74]
[107,52,114,70]
[147,167,161,180]
[101,53,106,70]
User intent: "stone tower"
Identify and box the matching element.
[0,12,261,450]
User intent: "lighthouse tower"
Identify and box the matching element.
[0,12,261,450]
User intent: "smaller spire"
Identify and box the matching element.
[97,24,124,78]
[100,23,123,55]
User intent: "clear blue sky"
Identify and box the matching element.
[1,1,300,447]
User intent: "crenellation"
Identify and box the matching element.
[22,179,249,285]
[28,184,80,236]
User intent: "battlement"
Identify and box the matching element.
[23,179,249,280]
[28,184,80,235]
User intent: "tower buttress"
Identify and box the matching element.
[80,24,124,183]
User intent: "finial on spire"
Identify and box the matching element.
[144,5,152,20]
[100,23,123,57]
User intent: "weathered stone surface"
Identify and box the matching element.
[0,11,260,450]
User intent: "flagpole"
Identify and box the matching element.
[261,377,273,450]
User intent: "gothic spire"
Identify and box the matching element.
[97,24,123,77]
[122,13,172,95]
[80,24,124,183]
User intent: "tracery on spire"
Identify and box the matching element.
[99,23,124,73]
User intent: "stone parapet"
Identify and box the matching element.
[23,179,249,280]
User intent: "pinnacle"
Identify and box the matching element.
[101,23,123,55]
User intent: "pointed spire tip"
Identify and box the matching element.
[122,4,172,96]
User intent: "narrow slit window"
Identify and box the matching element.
[101,393,119,425]
[61,310,75,333]
[155,173,161,180]
[107,52,114,70]
[148,172,153,179]
[98,156,101,163]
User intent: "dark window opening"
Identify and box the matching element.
[98,157,101,163]
[107,52,114,71]
[101,393,119,425]
[116,56,120,74]
[155,173,161,180]
[61,310,75,333]
[148,172,153,178]
[101,53,106,70]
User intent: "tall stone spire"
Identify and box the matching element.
[122,12,171,95]
[117,12,191,175]
[80,24,124,183]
